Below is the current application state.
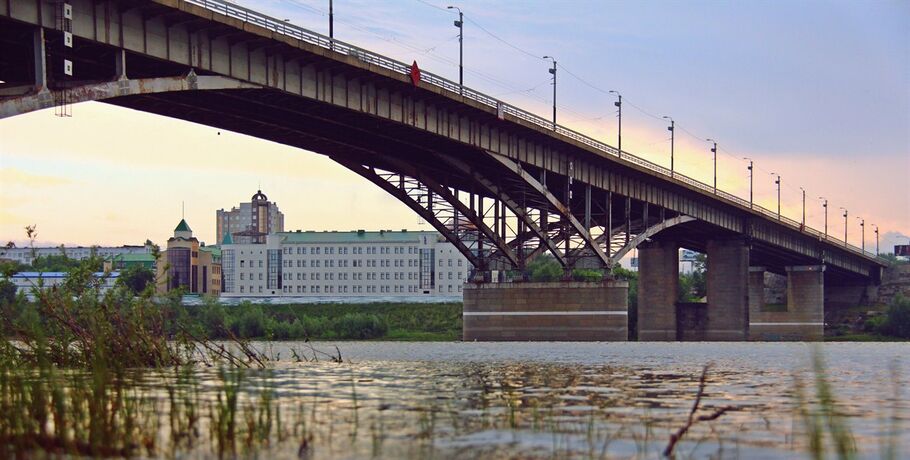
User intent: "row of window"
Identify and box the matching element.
[241,271,465,281]
[280,246,429,256]
[258,284,465,294]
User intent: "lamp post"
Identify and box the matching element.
[447,6,463,94]
[609,90,622,158]
[744,158,753,208]
[663,116,674,177]
[543,56,557,129]
[840,207,848,247]
[873,224,879,255]
[857,217,865,253]
[706,139,717,192]
[819,197,828,238]
[329,0,334,48]
[799,187,805,228]
[770,172,780,219]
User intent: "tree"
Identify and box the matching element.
[0,279,16,305]
[527,255,563,281]
[117,265,156,295]
[4,241,14,249]
[878,294,910,339]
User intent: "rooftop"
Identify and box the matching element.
[278,230,441,244]
[174,219,192,232]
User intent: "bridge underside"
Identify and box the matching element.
[0,0,881,340]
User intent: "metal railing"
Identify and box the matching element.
[185,0,879,261]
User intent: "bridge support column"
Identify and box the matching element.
[747,267,766,340]
[463,281,628,341]
[750,265,825,341]
[638,240,678,341]
[704,238,750,341]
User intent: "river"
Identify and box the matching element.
[148,341,905,459]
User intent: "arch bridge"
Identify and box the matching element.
[1,0,886,340]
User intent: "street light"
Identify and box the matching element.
[770,172,781,219]
[840,207,848,247]
[542,56,557,129]
[819,196,828,238]
[744,158,754,208]
[663,116,674,177]
[873,224,879,255]
[447,6,463,94]
[706,138,717,192]
[329,0,334,48]
[799,187,806,228]
[609,90,622,158]
[856,217,865,253]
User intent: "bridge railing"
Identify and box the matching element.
[185,0,879,261]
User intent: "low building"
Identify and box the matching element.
[155,219,221,296]
[0,245,152,266]
[221,230,469,297]
[7,271,120,299]
[105,253,157,271]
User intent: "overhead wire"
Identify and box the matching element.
[283,0,850,229]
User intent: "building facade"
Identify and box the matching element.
[215,190,284,244]
[155,219,221,296]
[8,271,120,299]
[221,230,469,297]
[0,245,152,266]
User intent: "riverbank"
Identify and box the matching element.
[185,301,463,341]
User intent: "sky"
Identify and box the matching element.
[0,0,908,251]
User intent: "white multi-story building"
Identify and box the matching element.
[221,230,470,297]
[216,190,284,244]
[0,245,151,266]
[7,271,120,299]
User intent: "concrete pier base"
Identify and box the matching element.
[462,281,629,341]
[750,265,825,341]
[704,239,750,341]
[638,241,679,341]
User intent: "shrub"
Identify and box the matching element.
[331,313,389,339]
[0,279,16,305]
[878,294,910,339]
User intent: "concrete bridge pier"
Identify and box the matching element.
[637,240,679,341]
[462,281,629,341]
[704,238,750,341]
[749,265,825,341]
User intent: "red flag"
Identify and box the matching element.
[410,60,421,86]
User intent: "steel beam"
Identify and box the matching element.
[486,152,611,268]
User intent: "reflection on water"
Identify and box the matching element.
[17,342,910,459]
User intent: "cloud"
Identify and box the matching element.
[0,168,71,188]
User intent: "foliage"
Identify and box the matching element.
[526,255,563,281]
[876,294,910,339]
[184,301,461,341]
[116,265,156,295]
[877,253,909,266]
[571,268,604,282]
[0,260,28,277]
[678,253,706,302]
[0,279,15,305]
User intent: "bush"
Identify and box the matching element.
[331,313,389,339]
[878,294,910,339]
[527,256,563,281]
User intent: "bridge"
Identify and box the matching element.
[1,0,887,341]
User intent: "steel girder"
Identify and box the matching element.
[484,152,612,269]
[330,158,521,271]
[436,155,568,268]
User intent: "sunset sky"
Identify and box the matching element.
[0,0,907,251]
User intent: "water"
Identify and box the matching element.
[13,342,907,459]
[207,341,908,459]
